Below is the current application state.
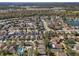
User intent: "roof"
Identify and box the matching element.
[58,52,67,56]
[76,45,79,50]
[38,45,45,49]
[51,37,60,43]
[52,44,63,49]
[38,40,44,44]
[38,48,46,54]
[8,46,16,53]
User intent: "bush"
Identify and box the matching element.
[67,48,76,56]
[64,39,76,45]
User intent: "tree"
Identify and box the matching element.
[64,39,76,45]
[44,31,51,55]
[34,48,39,56]
[64,39,76,48]
[67,48,76,56]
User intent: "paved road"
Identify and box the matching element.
[61,43,67,55]
[41,19,54,32]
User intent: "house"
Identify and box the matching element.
[57,52,67,56]
[73,44,79,52]
[8,46,16,53]
[0,42,3,48]
[37,40,44,44]
[37,40,46,55]
[38,45,46,55]
[51,44,63,52]
[52,44,63,49]
[51,37,60,44]
[38,48,46,55]
[38,45,45,49]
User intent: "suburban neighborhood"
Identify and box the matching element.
[0,2,79,56]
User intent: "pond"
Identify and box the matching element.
[66,20,79,26]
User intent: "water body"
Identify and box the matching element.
[0,2,79,7]
[66,20,79,26]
